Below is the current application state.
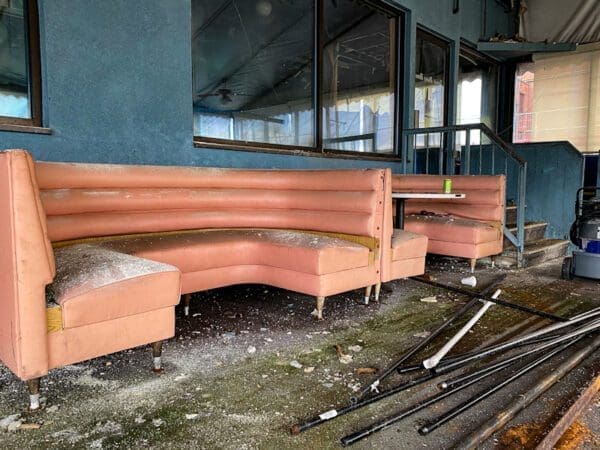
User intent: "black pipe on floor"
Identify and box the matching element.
[397,333,561,375]
[455,333,600,449]
[418,336,584,435]
[352,276,506,403]
[412,277,567,322]
[339,340,527,446]
[433,317,600,374]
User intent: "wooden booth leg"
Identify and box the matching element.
[151,341,164,374]
[26,378,41,411]
[374,282,382,302]
[312,296,326,320]
[469,258,477,273]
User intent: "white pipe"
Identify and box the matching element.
[423,289,502,370]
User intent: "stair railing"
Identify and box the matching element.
[401,123,527,268]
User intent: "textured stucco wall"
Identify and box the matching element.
[0,0,515,169]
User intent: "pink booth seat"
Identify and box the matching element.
[392,174,506,272]
[0,148,388,409]
[376,173,428,295]
[0,150,180,405]
[47,244,180,368]
[102,229,371,297]
[383,230,429,282]
[36,159,387,319]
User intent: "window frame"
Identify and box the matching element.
[192,0,404,160]
[458,40,500,132]
[414,27,451,128]
[0,0,42,129]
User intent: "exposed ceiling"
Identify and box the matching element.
[191,0,392,114]
[520,0,600,45]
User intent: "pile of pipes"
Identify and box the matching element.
[291,275,600,447]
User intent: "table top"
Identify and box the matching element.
[392,192,466,199]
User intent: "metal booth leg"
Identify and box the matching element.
[151,341,164,374]
[26,378,41,411]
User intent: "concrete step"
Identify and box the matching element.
[505,205,518,226]
[491,239,569,268]
[503,222,548,246]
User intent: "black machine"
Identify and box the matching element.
[562,187,600,280]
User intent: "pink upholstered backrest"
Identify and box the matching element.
[35,161,386,243]
[392,175,506,224]
[0,150,55,380]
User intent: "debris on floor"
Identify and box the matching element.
[0,257,598,449]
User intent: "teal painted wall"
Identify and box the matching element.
[0,0,516,168]
[464,140,583,239]
[512,142,584,240]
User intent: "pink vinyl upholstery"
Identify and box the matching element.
[49,245,180,329]
[103,230,371,296]
[36,161,386,299]
[0,150,180,381]
[392,175,506,262]
[0,150,55,380]
[0,149,388,383]
[383,230,428,282]
[379,172,428,282]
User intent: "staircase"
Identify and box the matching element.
[490,205,570,268]
[402,123,529,267]
[401,123,573,268]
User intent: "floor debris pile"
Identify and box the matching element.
[292,273,600,447]
[0,258,598,448]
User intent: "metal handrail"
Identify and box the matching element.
[401,123,527,267]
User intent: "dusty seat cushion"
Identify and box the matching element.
[104,229,370,276]
[391,230,428,261]
[48,244,181,329]
[404,215,501,245]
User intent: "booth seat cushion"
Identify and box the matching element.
[391,230,428,261]
[404,215,501,245]
[104,229,370,276]
[48,245,181,329]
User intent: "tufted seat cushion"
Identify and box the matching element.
[404,215,501,245]
[48,245,181,329]
[104,229,370,277]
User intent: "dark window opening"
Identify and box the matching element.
[192,0,403,158]
[0,0,41,126]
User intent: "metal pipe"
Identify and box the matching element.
[411,277,567,322]
[290,371,437,435]
[418,336,585,436]
[423,289,501,369]
[456,335,600,449]
[352,277,505,403]
[569,306,600,320]
[397,333,562,375]
[438,327,594,390]
[438,358,515,390]
[340,336,533,447]
[294,327,557,437]
[434,316,600,374]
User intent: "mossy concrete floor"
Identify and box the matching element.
[0,257,599,449]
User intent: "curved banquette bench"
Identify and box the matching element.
[0,149,390,408]
[392,174,506,271]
